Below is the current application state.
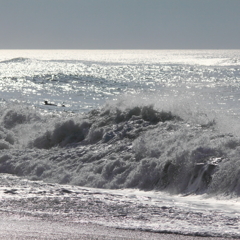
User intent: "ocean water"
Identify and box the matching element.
[1,49,240,237]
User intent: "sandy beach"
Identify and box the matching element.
[0,212,235,240]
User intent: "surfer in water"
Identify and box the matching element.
[44,101,65,107]
[44,100,57,106]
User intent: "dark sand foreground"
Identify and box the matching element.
[0,213,234,240]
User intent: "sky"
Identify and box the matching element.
[0,0,240,49]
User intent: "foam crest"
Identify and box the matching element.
[0,125,14,143]
[1,105,41,129]
[1,101,240,197]
[31,119,91,149]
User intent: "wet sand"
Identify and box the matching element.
[0,213,234,240]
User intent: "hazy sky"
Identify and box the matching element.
[1,0,240,49]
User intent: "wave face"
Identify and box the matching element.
[0,100,240,197]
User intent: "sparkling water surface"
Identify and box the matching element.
[1,50,240,115]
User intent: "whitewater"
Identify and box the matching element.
[0,49,240,238]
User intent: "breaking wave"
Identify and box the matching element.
[1,100,240,197]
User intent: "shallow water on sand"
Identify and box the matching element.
[0,174,240,238]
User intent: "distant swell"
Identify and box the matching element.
[1,103,240,197]
[0,57,31,64]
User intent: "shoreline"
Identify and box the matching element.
[0,174,239,239]
[0,212,235,240]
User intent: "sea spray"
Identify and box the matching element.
[0,101,240,196]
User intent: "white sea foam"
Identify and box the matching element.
[0,100,239,198]
[0,173,239,238]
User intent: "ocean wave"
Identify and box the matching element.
[28,105,180,149]
[0,102,240,197]
[0,57,31,64]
